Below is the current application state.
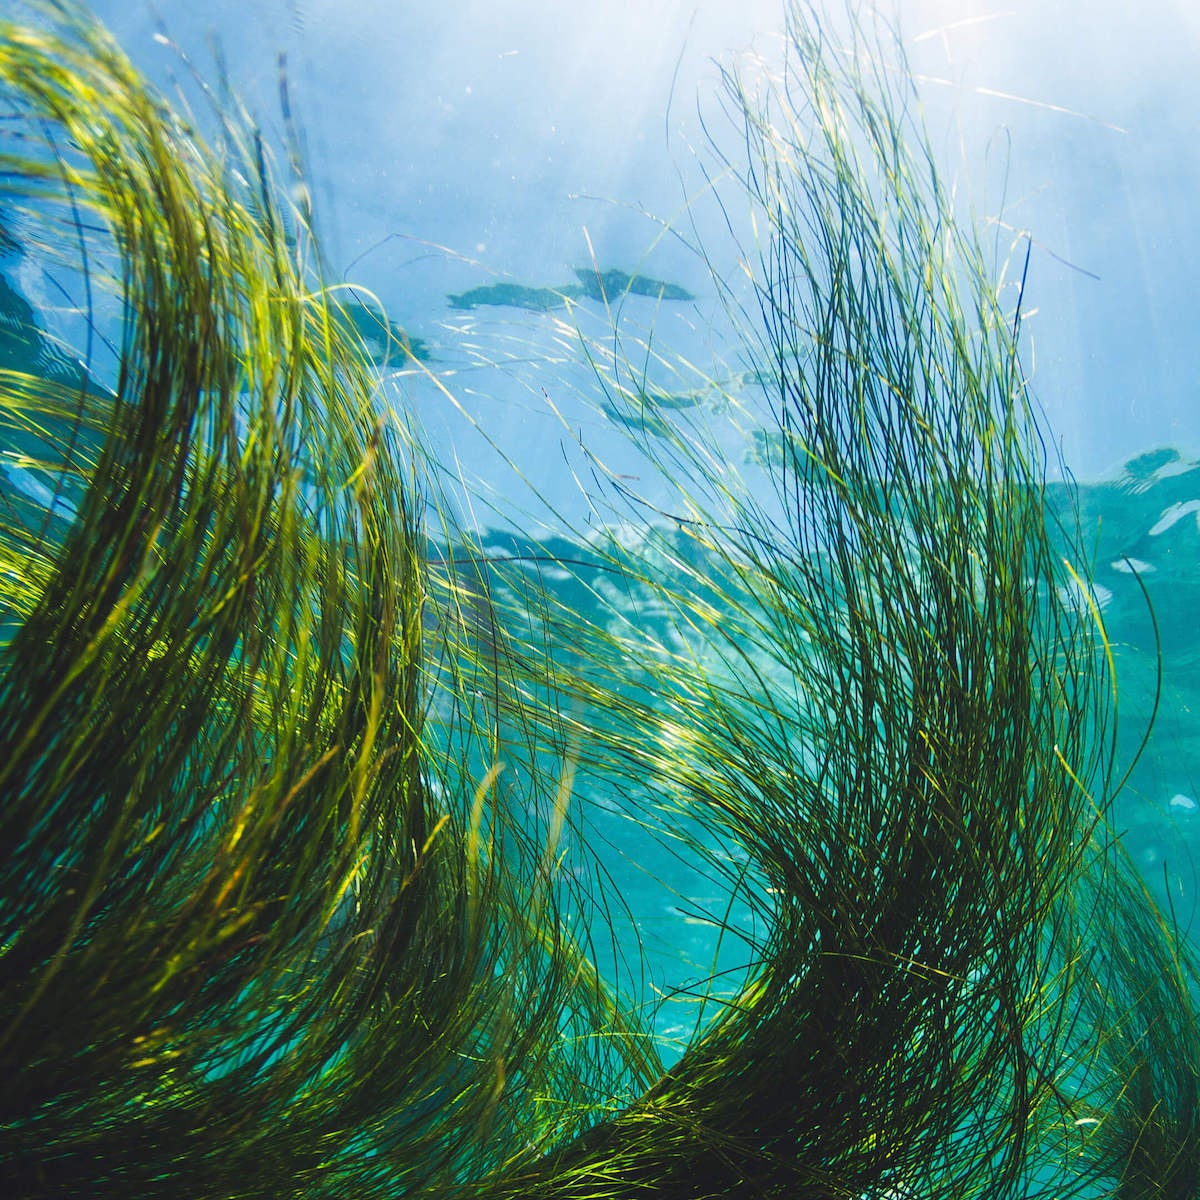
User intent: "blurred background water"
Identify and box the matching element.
[16,0,1200,1050]
[82,0,1200,480]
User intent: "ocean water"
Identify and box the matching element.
[6,0,1200,1037]
[80,0,1200,481]
[4,16,1200,1187]
[429,449,1200,1054]
[1059,450,1200,927]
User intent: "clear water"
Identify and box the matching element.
[10,0,1200,1053]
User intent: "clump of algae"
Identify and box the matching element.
[1,3,1198,1200]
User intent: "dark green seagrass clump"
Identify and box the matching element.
[0,6,653,1197]
[2,2,1198,1199]
[454,6,1200,1198]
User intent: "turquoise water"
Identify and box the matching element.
[1059,451,1200,927]
[441,454,1200,1057]
[3,188,1197,1058]
[4,6,1200,1192]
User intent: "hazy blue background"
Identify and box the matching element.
[86,0,1200,491]
[73,0,1200,1036]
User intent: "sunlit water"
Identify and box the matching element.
[6,0,1200,1059]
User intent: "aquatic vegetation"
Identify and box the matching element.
[448,281,581,312]
[447,269,694,313]
[333,294,431,366]
[485,13,1106,1200]
[1050,848,1200,1200]
[0,7,652,1196]
[570,267,694,304]
[1,2,1197,1199]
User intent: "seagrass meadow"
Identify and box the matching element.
[2,1,1199,1197]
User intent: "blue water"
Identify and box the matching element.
[86,0,1200,487]
[8,0,1200,1059]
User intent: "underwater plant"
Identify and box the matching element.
[1,2,1197,1199]
[1050,845,1200,1200]
[445,268,693,313]
[0,6,654,1196]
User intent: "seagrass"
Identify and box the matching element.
[1,3,1196,1199]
